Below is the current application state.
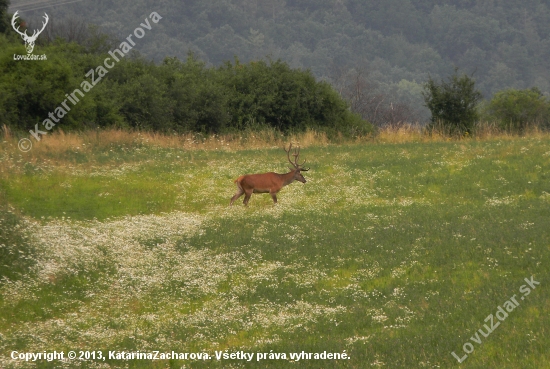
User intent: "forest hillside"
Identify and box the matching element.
[6,0,550,122]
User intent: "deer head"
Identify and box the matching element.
[11,11,49,54]
[284,143,309,183]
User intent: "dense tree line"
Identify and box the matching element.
[12,0,549,120]
[422,70,550,134]
[2,0,549,134]
[0,28,369,135]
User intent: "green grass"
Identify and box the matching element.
[0,137,549,368]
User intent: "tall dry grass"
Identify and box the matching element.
[0,128,333,173]
[1,123,548,159]
[374,121,550,143]
[375,123,432,143]
[0,128,322,156]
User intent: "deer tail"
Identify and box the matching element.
[234,176,244,188]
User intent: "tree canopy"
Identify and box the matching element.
[0,34,369,136]
[423,69,483,134]
[12,0,549,119]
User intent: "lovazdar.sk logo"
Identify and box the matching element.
[11,10,48,60]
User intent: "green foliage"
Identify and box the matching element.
[5,1,550,128]
[0,47,70,127]
[160,55,230,133]
[0,34,371,136]
[483,87,550,132]
[43,0,550,111]
[218,59,369,135]
[423,69,482,134]
[0,41,101,130]
[0,204,36,282]
[0,0,9,35]
[1,139,549,367]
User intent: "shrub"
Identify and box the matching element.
[423,69,482,135]
[218,59,371,135]
[483,87,550,133]
[0,33,371,136]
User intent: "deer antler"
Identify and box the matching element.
[284,144,309,171]
[292,146,308,169]
[11,11,28,38]
[28,13,49,41]
[284,143,295,168]
[11,12,49,41]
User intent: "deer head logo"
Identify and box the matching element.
[11,11,49,54]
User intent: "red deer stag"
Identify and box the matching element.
[230,144,309,206]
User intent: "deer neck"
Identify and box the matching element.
[280,170,298,186]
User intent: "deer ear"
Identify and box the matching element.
[289,167,296,171]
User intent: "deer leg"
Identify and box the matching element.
[230,189,244,206]
[270,192,278,204]
[243,190,253,206]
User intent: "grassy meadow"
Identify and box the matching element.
[0,129,549,368]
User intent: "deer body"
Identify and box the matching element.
[230,144,309,206]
